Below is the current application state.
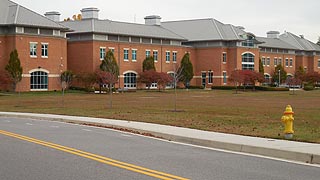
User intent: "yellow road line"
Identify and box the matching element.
[0,130,189,180]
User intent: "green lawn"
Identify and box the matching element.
[0,89,319,143]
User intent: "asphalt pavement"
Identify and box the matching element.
[1,116,320,180]
[0,111,319,166]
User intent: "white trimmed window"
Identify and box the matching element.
[108,47,115,54]
[278,58,282,65]
[289,58,293,67]
[242,53,255,70]
[30,71,48,90]
[223,71,227,84]
[274,58,278,67]
[153,50,158,62]
[222,52,227,63]
[124,49,129,61]
[124,72,137,89]
[146,50,151,58]
[166,51,170,62]
[208,71,213,84]
[318,60,320,68]
[266,57,270,66]
[30,42,37,57]
[173,51,177,63]
[132,49,137,61]
[41,43,48,58]
[285,58,289,67]
[100,47,106,60]
[262,57,266,66]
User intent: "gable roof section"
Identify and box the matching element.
[161,18,247,42]
[279,32,320,51]
[256,37,297,50]
[61,19,186,41]
[0,0,67,30]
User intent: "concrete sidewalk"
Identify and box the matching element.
[0,112,319,165]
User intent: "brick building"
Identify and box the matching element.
[0,0,68,91]
[1,1,319,91]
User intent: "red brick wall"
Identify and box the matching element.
[0,35,67,92]
[259,52,296,76]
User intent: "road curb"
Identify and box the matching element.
[0,112,318,165]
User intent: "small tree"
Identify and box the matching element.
[143,56,156,72]
[179,53,194,88]
[100,50,119,108]
[60,70,74,90]
[76,72,96,92]
[139,70,158,90]
[304,72,320,86]
[156,72,173,91]
[272,65,287,86]
[294,66,306,87]
[5,49,23,92]
[259,58,264,76]
[229,70,244,93]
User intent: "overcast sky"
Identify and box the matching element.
[14,0,320,43]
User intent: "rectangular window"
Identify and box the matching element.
[153,51,158,62]
[173,51,177,62]
[318,60,320,68]
[132,49,137,61]
[124,49,129,61]
[100,47,106,60]
[285,58,289,67]
[166,51,170,62]
[222,52,227,63]
[109,47,115,54]
[278,58,282,65]
[262,57,266,66]
[289,58,293,67]
[274,58,278,67]
[266,57,270,66]
[41,43,48,57]
[208,71,213,84]
[30,42,37,57]
[223,72,227,84]
[146,50,151,58]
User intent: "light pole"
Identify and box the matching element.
[278,69,281,87]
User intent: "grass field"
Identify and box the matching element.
[0,89,319,143]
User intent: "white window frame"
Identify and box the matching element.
[289,58,293,67]
[266,57,270,66]
[274,57,278,67]
[208,71,213,84]
[285,58,289,67]
[278,58,282,65]
[41,43,48,58]
[123,48,129,61]
[30,42,37,58]
[166,51,170,63]
[132,49,137,62]
[172,51,177,63]
[262,57,265,66]
[223,71,227,85]
[145,49,151,58]
[108,47,115,54]
[100,47,106,60]
[222,52,227,63]
[153,50,158,62]
[318,59,320,68]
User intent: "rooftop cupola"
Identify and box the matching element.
[144,15,162,26]
[267,31,280,38]
[44,11,61,22]
[81,7,99,19]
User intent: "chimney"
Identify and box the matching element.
[267,31,280,38]
[144,15,162,26]
[236,26,245,31]
[81,8,99,19]
[44,11,61,22]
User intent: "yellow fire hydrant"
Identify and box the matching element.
[281,105,294,139]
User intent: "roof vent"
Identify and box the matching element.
[81,8,99,19]
[44,11,61,22]
[300,35,304,39]
[267,31,280,38]
[144,15,161,26]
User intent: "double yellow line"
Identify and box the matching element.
[0,130,189,180]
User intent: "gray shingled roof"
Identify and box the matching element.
[61,19,186,40]
[256,37,298,50]
[0,0,67,29]
[279,32,320,51]
[161,18,247,42]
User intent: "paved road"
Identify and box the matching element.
[0,117,319,180]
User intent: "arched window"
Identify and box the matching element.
[30,71,48,90]
[124,72,137,89]
[242,53,255,70]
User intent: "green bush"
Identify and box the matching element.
[303,85,314,91]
